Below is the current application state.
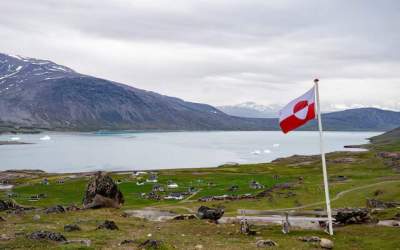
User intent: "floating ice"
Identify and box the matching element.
[9,137,21,141]
[251,150,261,155]
[40,135,51,141]
[263,149,271,154]
[272,143,280,148]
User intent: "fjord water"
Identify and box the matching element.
[0,131,380,173]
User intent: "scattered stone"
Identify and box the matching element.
[64,224,81,232]
[377,220,400,227]
[0,234,11,241]
[378,152,400,160]
[198,193,255,202]
[0,216,5,222]
[63,239,91,247]
[393,213,400,220]
[139,239,162,249]
[256,239,278,248]
[45,205,65,214]
[0,199,19,211]
[331,157,356,163]
[366,199,400,209]
[240,219,256,235]
[373,189,384,196]
[228,185,239,192]
[298,236,321,242]
[33,214,41,221]
[173,214,197,220]
[29,231,67,242]
[330,175,348,182]
[334,208,374,225]
[65,204,81,211]
[119,239,135,245]
[82,171,124,209]
[197,206,224,221]
[320,238,334,249]
[195,244,203,249]
[97,220,119,230]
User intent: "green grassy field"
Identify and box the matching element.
[1,130,400,249]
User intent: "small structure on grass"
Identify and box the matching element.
[249,180,264,189]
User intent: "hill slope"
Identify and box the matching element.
[0,53,399,132]
[0,53,277,131]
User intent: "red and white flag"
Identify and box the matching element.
[279,86,316,133]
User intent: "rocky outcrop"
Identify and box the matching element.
[97,220,119,230]
[82,172,124,209]
[334,208,374,225]
[29,231,67,242]
[256,239,278,248]
[366,199,400,209]
[197,206,224,221]
[64,224,81,232]
[45,205,65,214]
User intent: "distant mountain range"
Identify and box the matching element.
[0,53,399,132]
[217,102,280,118]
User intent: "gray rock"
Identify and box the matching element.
[29,231,67,242]
[256,239,278,248]
[82,172,124,209]
[33,214,41,221]
[298,236,321,242]
[45,205,65,214]
[64,224,81,232]
[334,208,374,225]
[139,239,163,249]
[320,238,334,249]
[97,220,119,230]
[197,206,224,221]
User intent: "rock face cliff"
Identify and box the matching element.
[0,53,277,131]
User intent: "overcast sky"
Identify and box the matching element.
[1,0,399,111]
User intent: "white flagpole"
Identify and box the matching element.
[314,78,334,235]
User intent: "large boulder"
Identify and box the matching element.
[82,172,124,209]
[45,205,65,214]
[197,206,224,221]
[366,199,400,209]
[334,208,374,225]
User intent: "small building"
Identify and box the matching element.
[167,181,179,189]
[136,180,145,186]
[164,193,184,200]
[228,185,239,192]
[133,171,147,176]
[56,179,65,184]
[146,175,158,183]
[249,180,264,189]
[152,184,165,192]
[188,187,197,193]
[42,178,49,185]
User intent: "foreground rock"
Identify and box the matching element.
[82,171,124,209]
[29,231,67,242]
[334,208,374,225]
[298,236,321,242]
[45,205,65,214]
[197,206,224,222]
[320,238,334,249]
[97,220,119,230]
[0,216,5,222]
[256,239,278,248]
[64,224,81,232]
[366,199,400,209]
[139,239,163,249]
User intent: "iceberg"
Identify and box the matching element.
[40,135,51,141]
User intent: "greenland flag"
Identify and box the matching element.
[279,87,316,133]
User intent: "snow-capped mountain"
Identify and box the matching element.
[0,52,277,131]
[217,102,280,118]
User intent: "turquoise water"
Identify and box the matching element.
[0,131,380,173]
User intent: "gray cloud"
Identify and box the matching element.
[0,0,399,110]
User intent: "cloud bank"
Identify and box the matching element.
[1,0,399,110]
